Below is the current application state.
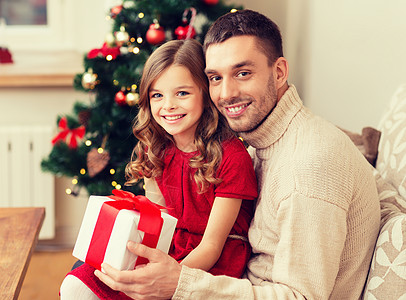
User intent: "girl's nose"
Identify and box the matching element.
[162,96,177,110]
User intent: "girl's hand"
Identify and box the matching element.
[94,242,181,300]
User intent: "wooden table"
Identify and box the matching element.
[0,207,45,300]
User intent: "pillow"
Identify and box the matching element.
[376,84,406,202]
[340,127,381,166]
[363,171,406,299]
[363,213,406,300]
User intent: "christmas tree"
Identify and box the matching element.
[41,0,243,197]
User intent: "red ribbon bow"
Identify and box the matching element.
[51,117,85,149]
[87,42,121,60]
[85,190,165,270]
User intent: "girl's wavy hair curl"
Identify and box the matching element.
[125,39,233,193]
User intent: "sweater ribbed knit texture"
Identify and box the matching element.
[173,85,380,300]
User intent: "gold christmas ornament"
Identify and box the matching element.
[81,69,99,90]
[126,91,139,106]
[115,25,130,46]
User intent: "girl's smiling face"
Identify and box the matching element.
[149,64,204,152]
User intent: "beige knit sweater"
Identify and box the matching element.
[173,85,380,300]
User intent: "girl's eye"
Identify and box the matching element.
[177,91,189,97]
[150,93,163,99]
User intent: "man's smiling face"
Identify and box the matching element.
[205,35,278,133]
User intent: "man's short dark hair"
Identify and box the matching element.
[203,9,283,65]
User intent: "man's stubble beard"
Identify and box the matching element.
[228,76,278,134]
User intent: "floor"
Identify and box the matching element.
[19,246,77,300]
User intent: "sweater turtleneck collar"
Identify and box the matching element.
[238,85,303,150]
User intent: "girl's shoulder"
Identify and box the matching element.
[221,136,249,154]
[220,137,253,165]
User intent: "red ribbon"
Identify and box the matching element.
[87,42,121,60]
[52,117,85,149]
[85,190,165,270]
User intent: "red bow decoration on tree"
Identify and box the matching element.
[87,42,121,60]
[52,117,86,149]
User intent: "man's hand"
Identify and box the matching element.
[94,241,182,300]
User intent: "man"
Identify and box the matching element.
[95,9,380,299]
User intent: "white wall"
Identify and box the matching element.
[287,1,406,132]
[231,1,406,132]
[70,0,114,52]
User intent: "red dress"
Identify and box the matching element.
[156,137,257,277]
[66,137,257,299]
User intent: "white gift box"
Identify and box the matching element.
[73,195,177,271]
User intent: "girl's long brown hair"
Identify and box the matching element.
[125,39,233,193]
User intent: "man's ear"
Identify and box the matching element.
[274,57,289,90]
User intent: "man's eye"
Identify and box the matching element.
[209,75,221,82]
[237,71,250,78]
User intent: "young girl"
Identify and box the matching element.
[60,39,257,299]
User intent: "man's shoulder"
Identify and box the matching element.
[286,112,370,176]
[296,113,354,150]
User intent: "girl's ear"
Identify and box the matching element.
[273,57,289,90]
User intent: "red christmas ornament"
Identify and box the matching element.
[203,0,219,5]
[175,7,197,40]
[146,23,166,45]
[175,25,196,40]
[114,90,127,106]
[110,5,123,18]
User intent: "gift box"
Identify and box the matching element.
[72,190,177,271]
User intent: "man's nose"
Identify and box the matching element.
[219,78,239,102]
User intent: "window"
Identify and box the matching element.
[0,0,74,51]
[0,0,47,26]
